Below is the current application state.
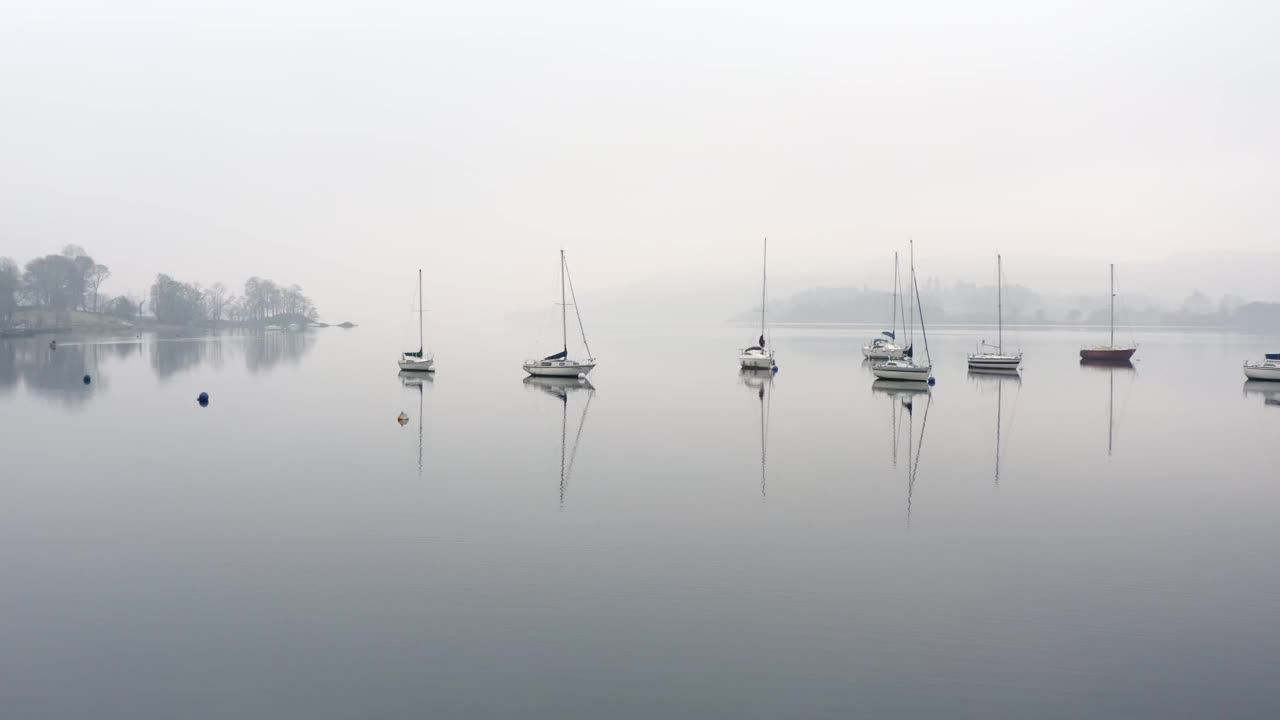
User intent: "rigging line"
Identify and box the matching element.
[1001,378,1023,471]
[565,388,594,488]
[1113,267,1137,346]
[908,392,933,519]
[913,268,933,365]
[563,255,593,359]
[559,391,569,508]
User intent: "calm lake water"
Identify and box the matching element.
[2,324,1278,718]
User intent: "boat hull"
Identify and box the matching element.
[524,360,596,377]
[1080,347,1136,362]
[871,363,932,382]
[739,350,776,370]
[1244,365,1280,381]
[967,354,1022,370]
[862,345,905,360]
[398,355,435,372]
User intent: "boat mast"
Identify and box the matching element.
[417,268,424,354]
[891,252,899,341]
[1109,263,1115,347]
[560,250,568,356]
[908,240,914,349]
[760,237,768,343]
[997,254,1003,355]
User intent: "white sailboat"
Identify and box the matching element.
[398,268,435,372]
[967,254,1022,371]
[739,237,777,370]
[873,240,933,382]
[1243,356,1280,381]
[862,252,905,360]
[524,250,596,378]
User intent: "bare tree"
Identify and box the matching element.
[86,263,111,312]
[203,282,229,322]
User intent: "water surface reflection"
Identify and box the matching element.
[524,376,595,506]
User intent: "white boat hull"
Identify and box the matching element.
[739,350,776,370]
[872,361,932,382]
[967,353,1022,370]
[1243,363,1280,381]
[524,359,596,377]
[862,345,905,360]
[399,354,435,372]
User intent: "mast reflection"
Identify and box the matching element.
[967,367,1021,487]
[524,376,595,507]
[1080,358,1135,456]
[872,379,931,519]
[399,370,435,481]
[740,369,774,499]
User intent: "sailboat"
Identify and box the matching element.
[862,252,906,360]
[1080,264,1137,362]
[967,254,1022,370]
[739,238,777,370]
[872,240,933,382]
[1243,353,1280,381]
[398,268,435,372]
[524,250,596,377]
[524,376,594,506]
[740,369,772,499]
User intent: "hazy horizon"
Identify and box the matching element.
[4,0,1277,323]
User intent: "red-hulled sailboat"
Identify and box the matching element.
[1080,264,1137,363]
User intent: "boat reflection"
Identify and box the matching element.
[741,369,774,499]
[872,377,931,518]
[1080,357,1135,455]
[524,376,595,506]
[1242,380,1280,408]
[968,368,1021,487]
[399,370,435,480]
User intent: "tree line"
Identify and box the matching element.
[1,245,318,327]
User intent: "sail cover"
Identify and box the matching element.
[881,330,896,339]
[543,350,568,361]
[403,349,423,358]
[1267,353,1280,360]
[903,344,913,358]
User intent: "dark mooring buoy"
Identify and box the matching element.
[82,374,91,385]
[927,376,937,386]
[197,391,209,406]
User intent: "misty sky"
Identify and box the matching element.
[3,0,1278,321]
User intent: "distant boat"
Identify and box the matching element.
[739,238,777,370]
[264,324,283,331]
[863,252,905,360]
[399,268,435,372]
[524,250,595,377]
[1080,264,1137,362]
[873,240,932,382]
[1243,358,1280,381]
[967,254,1022,371]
